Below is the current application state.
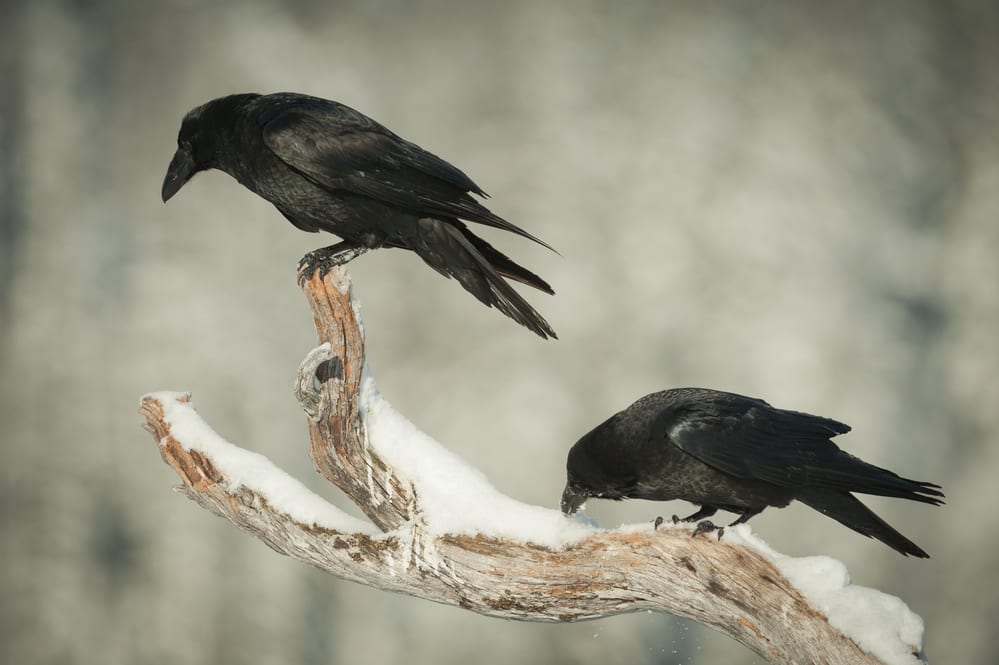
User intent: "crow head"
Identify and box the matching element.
[161,110,206,202]
[162,94,259,202]
[561,421,636,515]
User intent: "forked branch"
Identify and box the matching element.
[140,267,924,665]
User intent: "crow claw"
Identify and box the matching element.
[692,520,724,540]
[297,243,372,286]
[296,253,327,286]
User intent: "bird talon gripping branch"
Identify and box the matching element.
[296,243,370,286]
[692,520,722,539]
[296,258,329,286]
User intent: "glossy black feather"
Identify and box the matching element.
[562,388,944,557]
[163,92,556,338]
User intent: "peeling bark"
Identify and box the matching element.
[139,266,903,665]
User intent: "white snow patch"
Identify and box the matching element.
[566,511,602,528]
[724,524,925,665]
[358,368,598,548]
[145,385,925,663]
[144,391,378,535]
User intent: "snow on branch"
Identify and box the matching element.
[139,267,927,665]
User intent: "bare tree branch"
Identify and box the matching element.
[139,267,924,665]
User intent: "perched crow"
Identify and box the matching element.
[162,92,556,339]
[561,388,944,557]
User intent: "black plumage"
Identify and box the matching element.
[561,388,944,557]
[162,92,556,338]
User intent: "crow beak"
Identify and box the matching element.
[161,146,196,202]
[560,484,586,515]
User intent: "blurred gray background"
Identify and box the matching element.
[1,0,995,663]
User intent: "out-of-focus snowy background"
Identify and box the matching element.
[1,1,995,663]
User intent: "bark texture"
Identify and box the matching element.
[139,267,910,665]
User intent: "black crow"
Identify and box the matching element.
[561,388,944,557]
[161,92,556,339]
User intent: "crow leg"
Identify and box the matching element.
[298,242,373,284]
[691,520,724,541]
[728,509,762,527]
[672,506,718,524]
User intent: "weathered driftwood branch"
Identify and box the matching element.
[140,267,924,665]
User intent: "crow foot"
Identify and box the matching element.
[676,506,718,523]
[297,243,372,285]
[727,509,761,527]
[691,520,724,541]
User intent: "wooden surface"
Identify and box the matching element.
[140,266,896,665]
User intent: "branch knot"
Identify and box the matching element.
[295,343,340,421]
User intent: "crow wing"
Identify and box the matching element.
[662,392,882,491]
[257,95,554,250]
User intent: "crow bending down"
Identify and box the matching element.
[561,388,944,557]
[162,92,556,339]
